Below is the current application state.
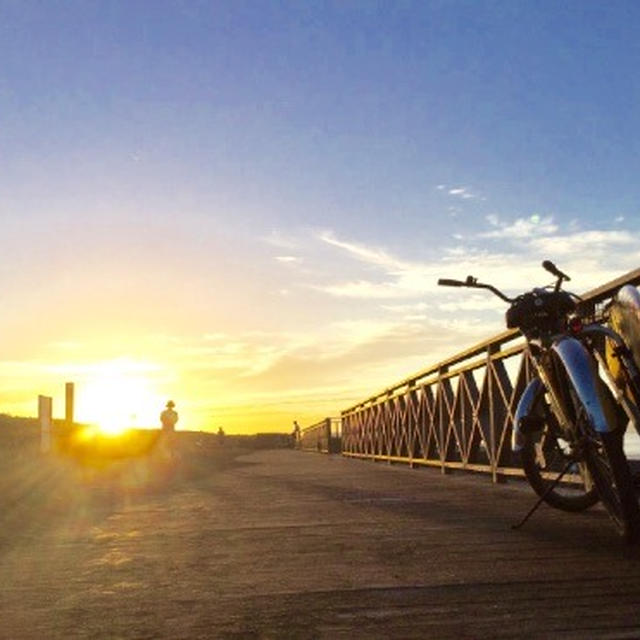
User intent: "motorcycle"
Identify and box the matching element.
[438,261,640,542]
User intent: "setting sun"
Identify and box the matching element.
[74,360,165,435]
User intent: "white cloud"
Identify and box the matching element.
[310,220,640,310]
[530,229,634,255]
[252,221,640,413]
[481,214,558,239]
[436,183,483,200]
[381,302,429,313]
[447,186,482,200]
[438,294,505,313]
[275,255,300,263]
[314,280,406,299]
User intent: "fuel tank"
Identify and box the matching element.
[607,284,640,385]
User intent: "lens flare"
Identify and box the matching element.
[74,360,163,435]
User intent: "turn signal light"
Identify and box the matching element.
[568,316,583,334]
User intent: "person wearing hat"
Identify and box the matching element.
[160,400,179,433]
[159,400,179,460]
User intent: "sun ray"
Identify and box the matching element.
[74,360,164,435]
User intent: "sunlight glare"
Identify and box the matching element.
[75,361,163,435]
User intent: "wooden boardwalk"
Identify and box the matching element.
[3,444,640,638]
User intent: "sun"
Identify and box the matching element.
[75,360,163,435]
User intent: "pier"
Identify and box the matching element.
[3,442,640,639]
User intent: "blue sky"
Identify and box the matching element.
[2,1,640,431]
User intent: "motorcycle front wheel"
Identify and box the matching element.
[521,417,599,512]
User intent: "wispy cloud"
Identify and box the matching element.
[315,230,443,299]
[238,219,640,421]
[437,184,483,200]
[262,229,298,249]
[275,255,301,264]
[481,214,558,239]
[438,294,504,313]
[381,302,429,314]
[308,217,640,306]
[530,229,635,255]
[318,230,405,270]
[449,187,477,199]
[315,280,407,299]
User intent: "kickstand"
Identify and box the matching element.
[511,459,576,530]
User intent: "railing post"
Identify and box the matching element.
[385,390,393,463]
[438,366,450,475]
[407,380,415,468]
[487,343,507,484]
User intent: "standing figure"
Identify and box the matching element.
[160,400,179,459]
[292,420,301,448]
[161,400,179,432]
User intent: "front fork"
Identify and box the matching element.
[513,349,585,454]
[512,367,594,494]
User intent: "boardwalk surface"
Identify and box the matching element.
[3,440,640,639]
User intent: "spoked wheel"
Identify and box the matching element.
[521,414,599,512]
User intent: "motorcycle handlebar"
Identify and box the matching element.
[437,278,466,287]
[438,260,570,303]
[437,275,514,303]
[542,259,571,282]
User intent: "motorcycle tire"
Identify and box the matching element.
[553,353,640,543]
[521,418,600,512]
[585,426,640,543]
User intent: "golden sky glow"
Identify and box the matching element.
[3,4,640,434]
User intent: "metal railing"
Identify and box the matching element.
[299,417,342,453]
[340,267,640,481]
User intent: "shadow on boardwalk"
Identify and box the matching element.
[2,439,640,639]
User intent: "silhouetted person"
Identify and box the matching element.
[160,400,179,459]
[292,420,301,448]
[217,426,225,445]
[161,400,179,432]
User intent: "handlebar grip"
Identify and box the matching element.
[542,260,571,281]
[438,278,465,287]
[542,260,559,275]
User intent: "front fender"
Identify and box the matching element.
[512,378,544,453]
[552,337,616,434]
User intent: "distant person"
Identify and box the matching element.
[161,400,179,432]
[292,420,301,447]
[217,426,225,445]
[160,400,179,459]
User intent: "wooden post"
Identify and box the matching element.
[38,395,52,453]
[65,382,74,426]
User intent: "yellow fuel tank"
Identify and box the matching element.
[607,284,640,387]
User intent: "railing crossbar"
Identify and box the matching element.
[339,267,640,481]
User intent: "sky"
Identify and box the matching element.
[2,0,640,433]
